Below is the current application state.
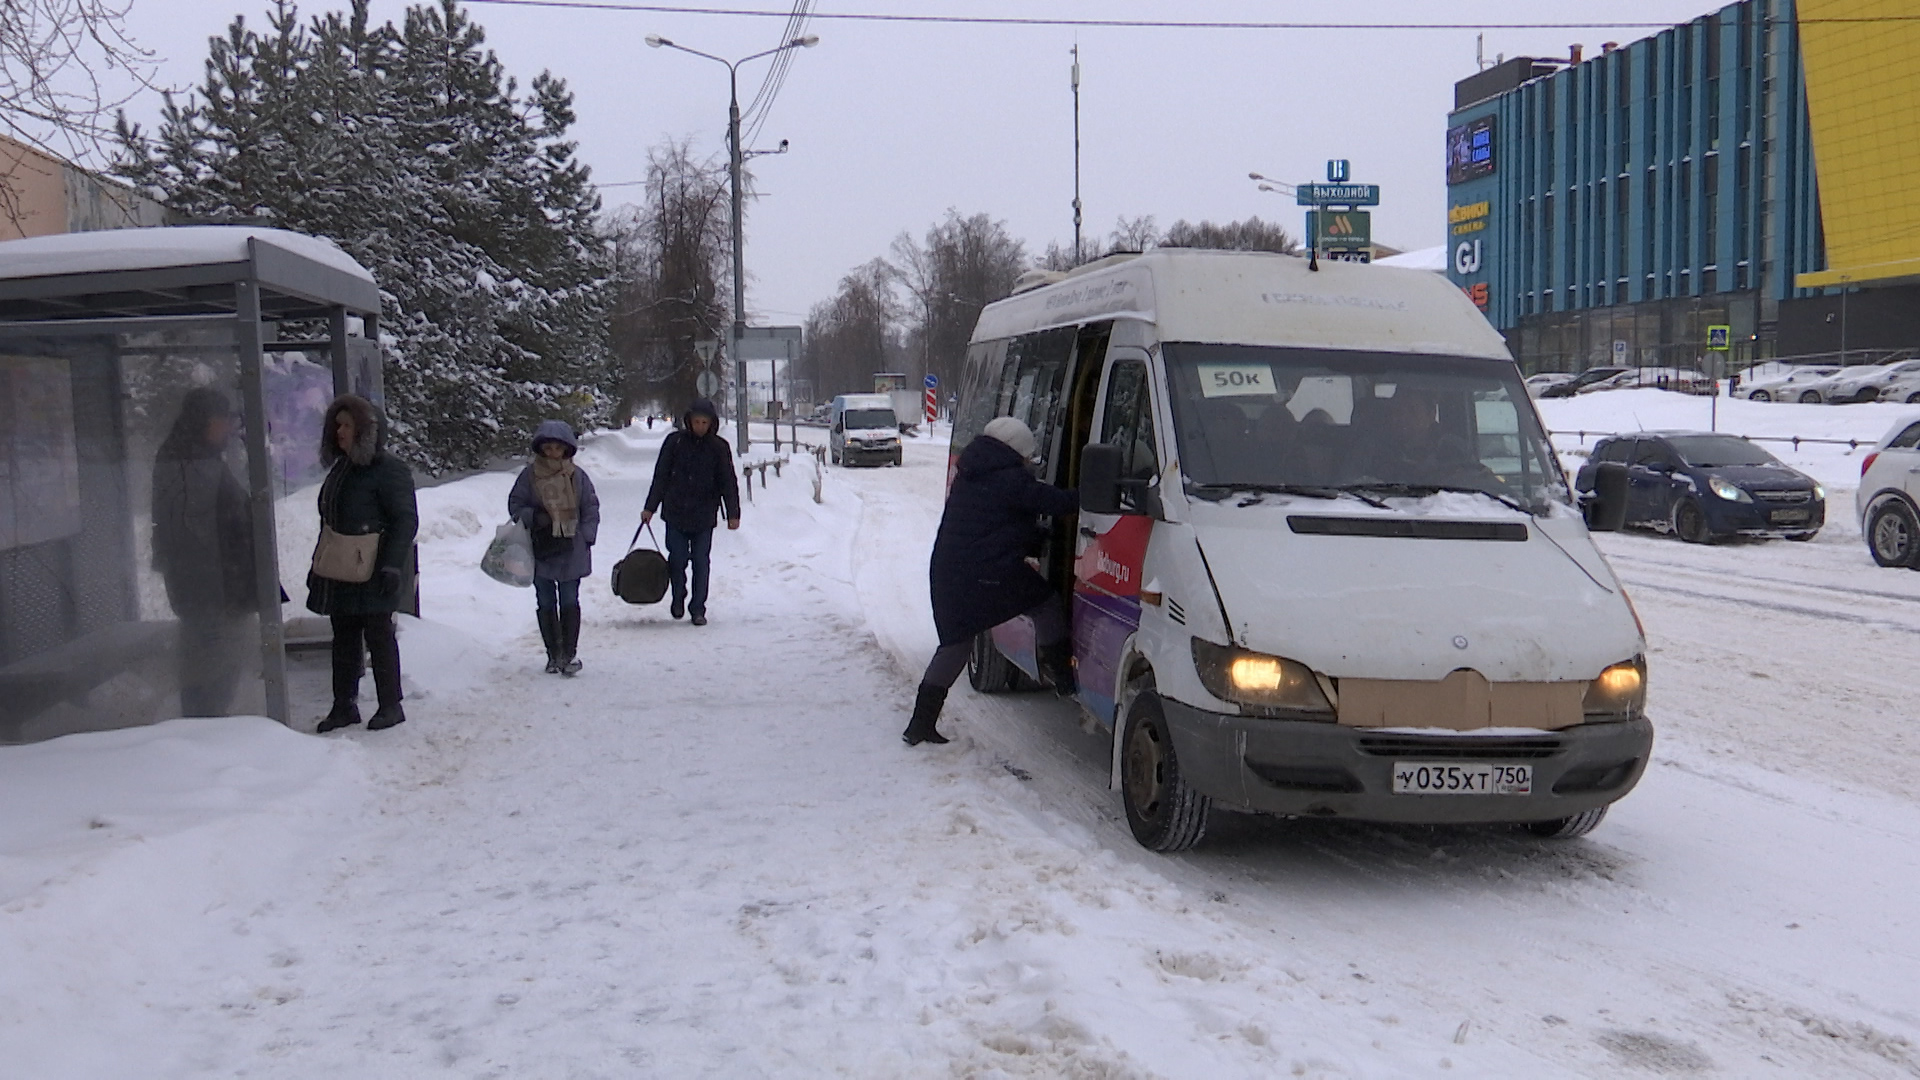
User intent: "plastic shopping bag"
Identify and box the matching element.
[481,521,535,587]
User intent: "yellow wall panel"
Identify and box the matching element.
[1798,0,1920,286]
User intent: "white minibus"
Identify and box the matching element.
[954,249,1650,851]
[828,393,903,467]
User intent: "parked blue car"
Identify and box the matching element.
[1574,431,1824,543]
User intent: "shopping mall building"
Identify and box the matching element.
[1445,0,1918,374]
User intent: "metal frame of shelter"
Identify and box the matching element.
[0,231,383,735]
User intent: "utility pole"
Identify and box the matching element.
[647,32,819,453]
[1071,45,1083,265]
[727,76,749,451]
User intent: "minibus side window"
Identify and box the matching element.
[1099,360,1160,510]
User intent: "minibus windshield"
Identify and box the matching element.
[1163,344,1570,512]
[843,409,896,430]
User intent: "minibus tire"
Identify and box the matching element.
[968,632,1018,693]
[1523,806,1608,839]
[1120,691,1209,852]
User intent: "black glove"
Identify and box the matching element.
[515,508,535,528]
[377,567,404,597]
[532,509,552,532]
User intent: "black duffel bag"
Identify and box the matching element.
[610,521,669,604]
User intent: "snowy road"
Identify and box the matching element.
[4,415,1918,1078]
[840,435,1920,1078]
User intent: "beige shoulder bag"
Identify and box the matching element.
[312,525,381,583]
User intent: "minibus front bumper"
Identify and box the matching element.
[1159,699,1653,824]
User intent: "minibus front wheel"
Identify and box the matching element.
[1523,806,1609,839]
[1121,690,1210,852]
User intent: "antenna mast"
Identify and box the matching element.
[1071,45,1083,264]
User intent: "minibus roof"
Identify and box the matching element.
[969,248,1510,361]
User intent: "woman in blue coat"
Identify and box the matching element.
[905,417,1078,745]
[508,421,601,674]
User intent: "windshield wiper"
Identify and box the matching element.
[1195,482,1389,509]
[1340,482,1534,516]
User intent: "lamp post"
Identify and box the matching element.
[647,32,818,452]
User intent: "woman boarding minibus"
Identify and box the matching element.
[952,249,1651,852]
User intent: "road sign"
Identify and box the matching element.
[1295,183,1381,206]
[1308,210,1371,249]
[1706,325,1732,351]
[924,373,938,388]
[1327,159,1350,183]
[696,370,720,397]
[734,325,802,361]
[694,339,719,363]
[1613,340,1630,364]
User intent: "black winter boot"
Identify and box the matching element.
[537,608,561,674]
[1036,642,1077,697]
[559,605,583,676]
[901,685,950,746]
[317,700,361,734]
[366,620,406,730]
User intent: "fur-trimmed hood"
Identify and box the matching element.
[319,394,383,468]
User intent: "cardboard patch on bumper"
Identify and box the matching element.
[1337,669,1584,730]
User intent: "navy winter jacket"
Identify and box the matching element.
[644,400,742,531]
[929,435,1078,646]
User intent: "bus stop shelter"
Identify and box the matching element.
[0,226,383,742]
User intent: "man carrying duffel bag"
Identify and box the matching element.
[640,399,741,626]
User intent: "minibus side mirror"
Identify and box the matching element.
[1080,443,1124,514]
[1585,462,1630,532]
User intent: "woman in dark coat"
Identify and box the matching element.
[905,416,1078,745]
[507,420,601,674]
[151,387,256,717]
[310,394,419,733]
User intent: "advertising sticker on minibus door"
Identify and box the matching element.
[1196,362,1277,398]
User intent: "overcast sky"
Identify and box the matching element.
[119,0,1722,325]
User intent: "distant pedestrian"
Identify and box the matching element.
[641,398,740,626]
[646,414,656,431]
[904,417,1077,746]
[508,420,601,674]
[310,395,419,733]
[151,387,258,717]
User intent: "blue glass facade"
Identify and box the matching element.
[1446,0,1823,372]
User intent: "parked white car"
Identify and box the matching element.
[1828,359,1920,403]
[1781,364,1894,404]
[1879,372,1920,405]
[1741,365,1839,402]
[1856,414,1920,567]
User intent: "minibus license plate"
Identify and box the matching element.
[1392,762,1532,795]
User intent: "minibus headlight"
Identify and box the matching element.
[1192,639,1334,719]
[1583,657,1647,719]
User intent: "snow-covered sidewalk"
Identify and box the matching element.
[4,423,1919,1078]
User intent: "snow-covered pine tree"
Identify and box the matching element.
[114,0,611,472]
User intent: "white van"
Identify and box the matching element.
[828,393,903,467]
[955,249,1651,851]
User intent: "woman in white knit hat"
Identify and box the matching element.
[904,416,1078,745]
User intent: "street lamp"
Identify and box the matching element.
[647,32,819,452]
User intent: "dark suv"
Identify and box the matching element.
[1574,432,1824,543]
[1538,367,1629,398]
